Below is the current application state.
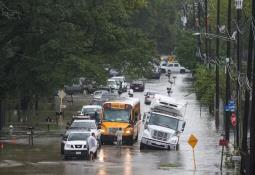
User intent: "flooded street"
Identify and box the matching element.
[0,74,235,175]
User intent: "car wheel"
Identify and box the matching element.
[127,137,134,145]
[180,69,185,74]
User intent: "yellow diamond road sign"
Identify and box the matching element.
[188,134,198,149]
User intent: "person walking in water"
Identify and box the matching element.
[87,132,98,160]
[116,128,123,152]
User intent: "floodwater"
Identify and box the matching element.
[0,74,237,175]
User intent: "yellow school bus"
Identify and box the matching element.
[100,98,141,145]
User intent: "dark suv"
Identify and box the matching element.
[130,80,145,92]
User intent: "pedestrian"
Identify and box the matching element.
[87,132,98,161]
[94,111,100,125]
[128,88,134,97]
[116,128,123,149]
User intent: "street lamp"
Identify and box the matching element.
[192,32,236,41]
[235,0,243,9]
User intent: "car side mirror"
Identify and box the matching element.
[178,121,186,133]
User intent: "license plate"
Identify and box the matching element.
[76,152,81,155]
[135,87,139,89]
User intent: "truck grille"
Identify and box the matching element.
[152,130,169,141]
[108,128,118,134]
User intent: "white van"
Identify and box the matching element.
[107,79,119,90]
[111,76,128,92]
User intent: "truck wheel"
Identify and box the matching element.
[140,142,146,150]
[176,144,179,150]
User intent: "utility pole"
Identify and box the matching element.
[241,23,253,175]
[205,0,208,65]
[225,0,231,142]
[236,0,242,148]
[215,0,220,128]
[249,0,255,174]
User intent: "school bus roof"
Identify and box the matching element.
[104,97,140,107]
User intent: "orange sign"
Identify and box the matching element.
[188,134,198,149]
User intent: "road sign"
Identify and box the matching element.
[219,138,229,146]
[224,104,236,112]
[188,134,198,149]
[57,90,66,99]
[231,112,237,127]
[228,100,235,105]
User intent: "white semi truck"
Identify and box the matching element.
[140,95,186,150]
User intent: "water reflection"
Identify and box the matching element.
[123,148,132,175]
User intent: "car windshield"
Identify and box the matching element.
[94,91,103,95]
[107,81,116,85]
[132,81,143,84]
[68,133,90,141]
[70,121,96,129]
[113,77,124,82]
[148,113,179,130]
[82,108,99,115]
[104,109,130,122]
[147,92,156,95]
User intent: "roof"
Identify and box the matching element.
[67,130,92,134]
[72,119,96,123]
[112,76,125,79]
[82,105,102,109]
[151,94,186,116]
[104,97,140,107]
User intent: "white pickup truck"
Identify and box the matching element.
[160,61,188,74]
[140,95,186,150]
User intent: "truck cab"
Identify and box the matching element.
[140,94,186,150]
[140,112,185,150]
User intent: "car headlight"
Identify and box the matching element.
[170,136,178,144]
[142,128,150,138]
[65,144,72,149]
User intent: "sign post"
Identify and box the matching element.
[57,90,66,126]
[188,134,198,170]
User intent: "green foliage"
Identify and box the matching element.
[0,0,158,99]
[174,30,197,70]
[131,0,177,54]
[194,65,215,106]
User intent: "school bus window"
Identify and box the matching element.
[104,109,130,122]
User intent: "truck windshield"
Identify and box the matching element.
[148,113,179,130]
[104,109,130,122]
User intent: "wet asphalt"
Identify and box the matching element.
[0,74,237,175]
